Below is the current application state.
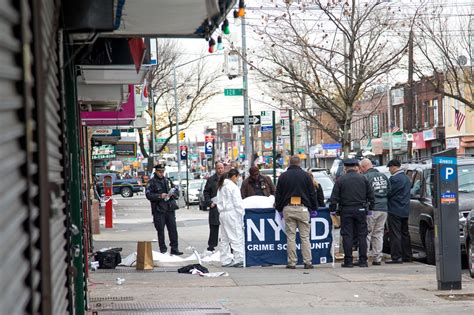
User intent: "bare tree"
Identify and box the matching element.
[245,0,418,154]
[414,4,473,110]
[138,40,221,172]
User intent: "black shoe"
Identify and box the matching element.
[359,262,368,267]
[160,249,167,254]
[170,250,183,256]
[372,261,381,266]
[341,263,353,268]
[385,259,403,264]
[286,265,296,269]
[403,258,413,262]
[207,247,215,251]
[304,264,314,269]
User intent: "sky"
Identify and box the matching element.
[162,0,473,142]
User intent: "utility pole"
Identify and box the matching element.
[241,14,252,169]
[173,64,181,185]
[407,30,414,159]
[387,85,393,160]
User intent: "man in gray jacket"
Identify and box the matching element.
[359,159,390,265]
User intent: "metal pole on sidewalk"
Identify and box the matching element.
[272,111,277,185]
[289,109,294,156]
[174,65,181,186]
[387,85,393,160]
[241,15,251,168]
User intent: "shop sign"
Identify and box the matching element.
[390,88,404,105]
[446,137,460,149]
[423,128,436,141]
[382,132,407,151]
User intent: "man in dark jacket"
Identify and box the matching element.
[329,159,375,268]
[203,162,225,252]
[241,166,276,199]
[146,164,182,255]
[386,159,412,263]
[359,158,390,265]
[275,156,318,269]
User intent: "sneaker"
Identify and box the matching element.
[358,262,368,267]
[385,259,403,264]
[170,250,183,256]
[372,261,381,266]
[341,263,353,268]
[304,264,314,269]
[286,265,296,269]
[232,262,244,268]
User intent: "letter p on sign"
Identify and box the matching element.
[442,166,456,182]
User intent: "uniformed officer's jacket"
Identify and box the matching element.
[329,170,375,212]
[146,173,178,213]
[364,168,391,211]
[275,165,318,212]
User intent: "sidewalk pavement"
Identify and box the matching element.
[88,196,474,314]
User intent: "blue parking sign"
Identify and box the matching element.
[441,165,456,182]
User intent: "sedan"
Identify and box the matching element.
[311,171,334,206]
[184,179,205,205]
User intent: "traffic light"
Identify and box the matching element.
[179,131,185,140]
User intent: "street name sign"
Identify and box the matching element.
[224,88,243,96]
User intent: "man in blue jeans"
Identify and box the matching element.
[386,159,412,263]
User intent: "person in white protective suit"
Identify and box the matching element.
[215,168,245,268]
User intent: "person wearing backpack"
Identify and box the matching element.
[146,164,183,255]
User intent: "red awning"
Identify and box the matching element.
[412,132,430,150]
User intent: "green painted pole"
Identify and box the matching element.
[64,41,85,314]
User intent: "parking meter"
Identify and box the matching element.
[432,148,461,290]
[103,175,113,228]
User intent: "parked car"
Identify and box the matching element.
[311,171,334,206]
[259,168,283,182]
[398,158,474,265]
[95,173,143,198]
[184,179,205,205]
[465,209,474,278]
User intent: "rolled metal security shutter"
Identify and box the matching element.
[0,0,40,314]
[32,0,72,313]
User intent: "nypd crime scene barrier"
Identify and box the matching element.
[244,207,333,267]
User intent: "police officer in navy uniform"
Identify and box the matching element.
[329,158,375,267]
[146,164,183,255]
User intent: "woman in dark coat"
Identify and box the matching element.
[307,171,325,207]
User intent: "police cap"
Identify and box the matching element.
[343,158,359,166]
[153,163,166,170]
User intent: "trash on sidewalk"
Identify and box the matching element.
[94,247,122,269]
[200,272,228,278]
[116,277,125,285]
[136,241,154,270]
[90,261,99,271]
[177,264,209,274]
